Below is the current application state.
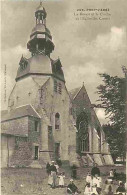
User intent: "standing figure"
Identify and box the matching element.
[106,185,114,195]
[55,163,59,174]
[50,161,57,188]
[84,183,91,195]
[58,172,65,188]
[109,169,114,180]
[104,179,114,195]
[47,162,53,186]
[86,172,92,185]
[96,175,102,194]
[46,162,51,175]
[91,184,98,195]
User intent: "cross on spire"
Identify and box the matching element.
[40,0,43,6]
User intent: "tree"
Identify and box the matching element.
[97,73,126,160]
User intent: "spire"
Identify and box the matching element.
[27,2,54,57]
[35,1,47,25]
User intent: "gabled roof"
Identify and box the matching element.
[1,104,41,122]
[51,58,65,82]
[69,85,102,128]
[69,87,81,100]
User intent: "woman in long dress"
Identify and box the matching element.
[47,163,53,186]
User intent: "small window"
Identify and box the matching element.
[35,121,39,132]
[54,80,57,92]
[55,113,60,130]
[34,146,39,160]
[48,126,52,135]
[58,83,62,94]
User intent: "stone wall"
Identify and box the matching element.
[1,135,15,167]
[1,116,43,167]
[9,136,32,167]
[7,74,79,165]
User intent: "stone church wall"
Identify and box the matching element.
[8,76,39,110]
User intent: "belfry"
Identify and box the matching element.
[27,2,54,56]
[1,3,114,168]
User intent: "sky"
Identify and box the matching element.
[1,0,127,124]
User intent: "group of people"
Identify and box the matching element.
[84,164,102,195]
[46,162,126,195]
[84,166,126,195]
[46,161,65,188]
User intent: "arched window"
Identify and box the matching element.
[55,113,60,130]
[76,112,89,153]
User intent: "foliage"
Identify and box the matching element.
[97,73,126,158]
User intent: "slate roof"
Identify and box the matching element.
[1,104,41,122]
[69,87,81,100]
[16,54,65,82]
[16,55,52,81]
[1,129,28,137]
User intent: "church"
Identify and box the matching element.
[1,3,114,168]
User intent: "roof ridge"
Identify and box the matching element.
[30,104,41,118]
[15,104,30,109]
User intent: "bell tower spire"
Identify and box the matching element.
[27,2,54,57]
[35,1,47,25]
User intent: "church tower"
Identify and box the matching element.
[1,2,114,168]
[15,2,65,83]
[2,2,78,168]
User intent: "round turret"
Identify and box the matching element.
[35,2,47,20]
[27,2,54,57]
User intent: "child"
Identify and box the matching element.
[109,169,114,180]
[58,172,65,187]
[86,172,92,184]
[104,179,113,195]
[107,185,114,195]
[92,174,99,186]
[92,184,98,195]
[96,175,102,194]
[84,183,91,195]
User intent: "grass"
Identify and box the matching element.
[1,165,126,195]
